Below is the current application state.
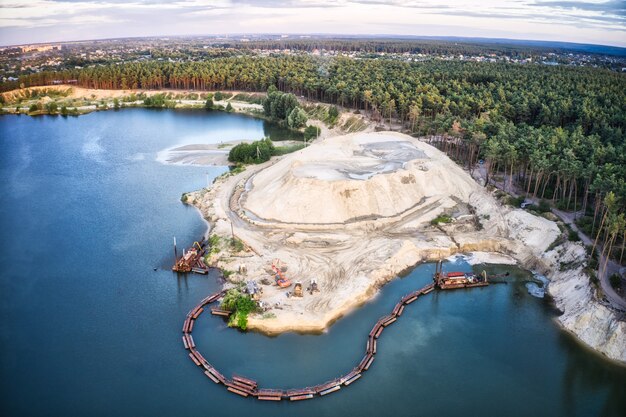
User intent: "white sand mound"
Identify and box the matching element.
[244,132,480,224]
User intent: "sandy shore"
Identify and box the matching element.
[1,85,265,116]
[157,142,237,166]
[157,140,304,166]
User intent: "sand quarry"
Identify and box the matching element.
[187,131,559,334]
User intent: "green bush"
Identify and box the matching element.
[538,200,551,213]
[328,106,339,122]
[263,88,299,123]
[221,288,258,330]
[287,107,308,128]
[143,93,168,108]
[609,274,621,289]
[507,196,525,207]
[431,215,453,225]
[214,91,224,101]
[228,138,275,164]
[230,238,244,252]
[304,125,321,141]
[568,230,581,242]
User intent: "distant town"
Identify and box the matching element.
[2,35,625,84]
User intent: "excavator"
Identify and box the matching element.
[271,260,292,288]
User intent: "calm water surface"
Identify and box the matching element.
[0,109,624,417]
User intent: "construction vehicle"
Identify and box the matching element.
[433,260,489,290]
[293,282,303,297]
[271,260,292,288]
[308,278,319,294]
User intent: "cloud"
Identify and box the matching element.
[0,0,624,46]
[533,1,626,16]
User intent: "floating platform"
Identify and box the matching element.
[211,308,231,317]
[204,370,220,384]
[257,389,283,401]
[344,373,361,386]
[289,394,314,401]
[232,375,258,389]
[319,385,341,396]
[191,307,203,319]
[227,386,249,397]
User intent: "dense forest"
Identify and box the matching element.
[4,55,625,262]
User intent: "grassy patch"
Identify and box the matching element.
[273,143,305,155]
[208,234,221,254]
[341,116,367,133]
[231,93,264,104]
[431,215,453,225]
[230,238,244,252]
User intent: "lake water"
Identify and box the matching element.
[1,109,625,417]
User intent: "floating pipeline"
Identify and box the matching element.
[180,283,443,402]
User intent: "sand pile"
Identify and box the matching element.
[190,130,562,335]
[244,133,480,224]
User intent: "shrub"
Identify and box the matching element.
[228,138,275,164]
[431,215,453,225]
[230,238,244,252]
[568,230,581,242]
[209,234,221,248]
[609,274,621,289]
[214,91,224,101]
[225,102,233,112]
[534,199,551,213]
[221,288,258,330]
[45,102,58,113]
[609,274,622,289]
[287,107,308,129]
[143,93,167,108]
[328,105,339,121]
[507,196,525,207]
[304,125,321,141]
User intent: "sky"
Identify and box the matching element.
[0,0,624,47]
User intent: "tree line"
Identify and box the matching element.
[6,55,625,262]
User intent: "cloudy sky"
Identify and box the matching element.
[0,0,624,47]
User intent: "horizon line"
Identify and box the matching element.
[2,32,625,52]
